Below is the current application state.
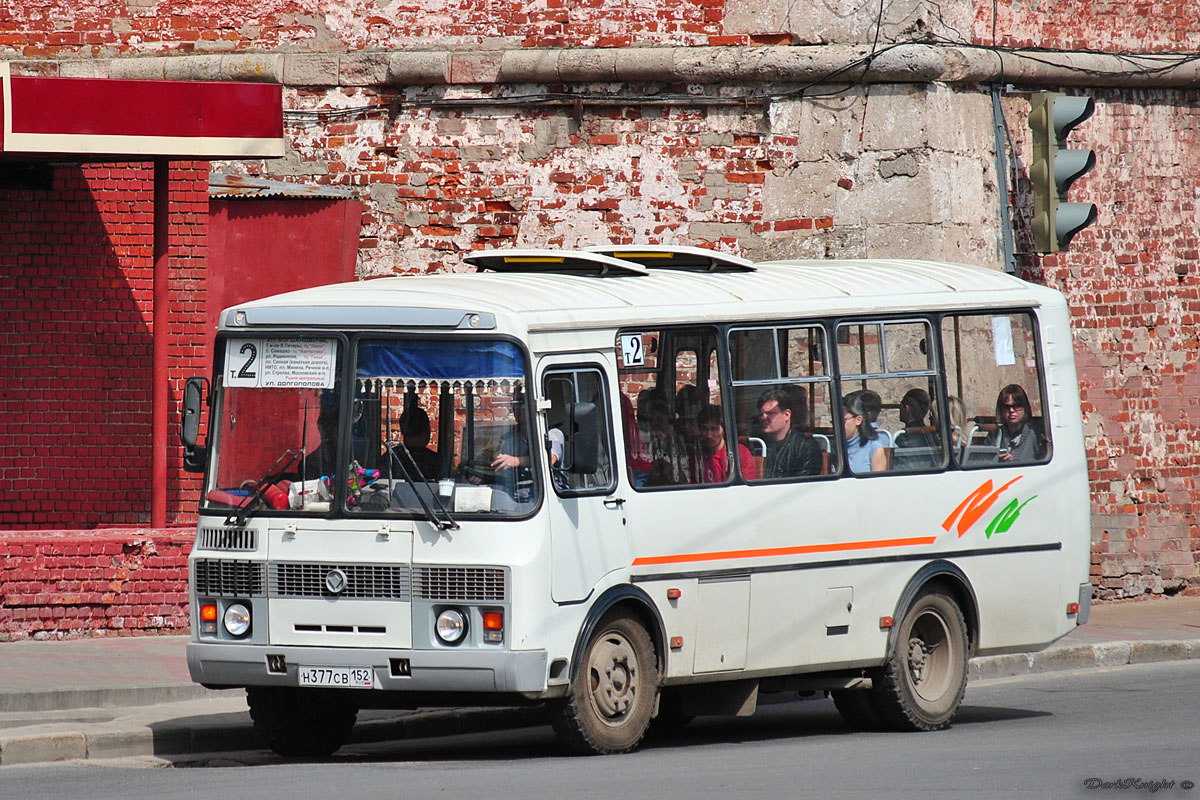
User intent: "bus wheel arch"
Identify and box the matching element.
[891,561,979,658]
[552,586,665,755]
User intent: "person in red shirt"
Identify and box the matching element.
[693,405,757,483]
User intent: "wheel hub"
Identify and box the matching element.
[588,636,638,721]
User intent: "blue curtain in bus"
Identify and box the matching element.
[356,339,524,380]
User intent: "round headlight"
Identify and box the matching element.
[223,603,251,637]
[435,608,466,644]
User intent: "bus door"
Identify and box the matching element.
[539,359,629,603]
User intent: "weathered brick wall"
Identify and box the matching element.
[3,0,1200,616]
[973,2,1200,51]
[0,530,192,641]
[1008,89,1200,597]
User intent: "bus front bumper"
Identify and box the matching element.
[187,641,549,694]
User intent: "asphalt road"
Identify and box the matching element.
[2,660,1197,800]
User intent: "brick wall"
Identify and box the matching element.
[0,162,208,636]
[1,0,1198,643]
[0,529,192,641]
[0,162,209,530]
[1011,89,1200,597]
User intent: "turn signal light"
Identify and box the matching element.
[1067,602,1080,615]
[669,636,684,649]
[666,588,682,600]
[879,616,894,629]
[482,611,503,643]
[200,603,218,635]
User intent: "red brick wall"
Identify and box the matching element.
[0,530,192,641]
[0,162,209,531]
[1012,89,1200,597]
[973,2,1200,51]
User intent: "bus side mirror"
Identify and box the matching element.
[564,401,599,474]
[181,376,210,473]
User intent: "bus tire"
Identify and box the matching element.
[831,689,884,732]
[246,687,358,758]
[551,613,658,755]
[870,590,968,732]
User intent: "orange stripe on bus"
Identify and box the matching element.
[631,536,939,567]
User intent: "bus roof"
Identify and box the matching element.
[219,254,1062,334]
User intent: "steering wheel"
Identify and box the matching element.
[457,459,498,482]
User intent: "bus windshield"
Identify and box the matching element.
[201,336,536,519]
[202,337,346,517]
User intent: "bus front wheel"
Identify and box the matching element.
[551,613,658,755]
[870,590,968,732]
[246,687,357,758]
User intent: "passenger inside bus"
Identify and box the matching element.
[396,406,441,480]
[754,388,823,478]
[892,387,940,470]
[842,390,889,473]
[992,383,1045,463]
[692,405,756,483]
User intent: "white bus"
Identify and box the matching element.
[181,246,1092,756]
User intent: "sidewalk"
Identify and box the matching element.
[0,595,1196,766]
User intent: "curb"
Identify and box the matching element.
[0,685,230,714]
[969,638,1200,681]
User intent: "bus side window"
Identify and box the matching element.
[836,320,945,475]
[940,312,1051,467]
[730,324,835,481]
[543,367,615,495]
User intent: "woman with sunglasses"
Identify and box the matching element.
[992,384,1042,463]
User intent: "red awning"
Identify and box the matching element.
[1,63,284,161]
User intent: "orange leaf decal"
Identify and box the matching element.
[942,476,1023,537]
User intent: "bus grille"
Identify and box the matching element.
[193,559,267,597]
[270,563,412,600]
[196,527,257,552]
[413,567,507,602]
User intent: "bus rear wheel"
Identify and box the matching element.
[246,687,358,758]
[551,613,658,755]
[870,590,968,732]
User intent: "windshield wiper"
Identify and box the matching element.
[226,448,301,527]
[387,444,459,531]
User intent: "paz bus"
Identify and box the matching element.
[180,246,1092,756]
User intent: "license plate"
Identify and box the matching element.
[297,665,374,689]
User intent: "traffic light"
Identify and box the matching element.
[1028,92,1097,253]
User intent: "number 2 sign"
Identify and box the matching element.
[224,338,337,389]
[620,334,645,367]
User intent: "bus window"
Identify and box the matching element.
[730,324,834,481]
[941,312,1050,467]
[350,338,536,516]
[616,326,725,488]
[543,367,615,495]
[836,320,946,474]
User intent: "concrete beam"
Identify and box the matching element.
[25,43,1200,90]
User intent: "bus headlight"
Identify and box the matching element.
[435,608,466,644]
[223,603,252,637]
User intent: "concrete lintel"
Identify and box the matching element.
[28,44,1200,90]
